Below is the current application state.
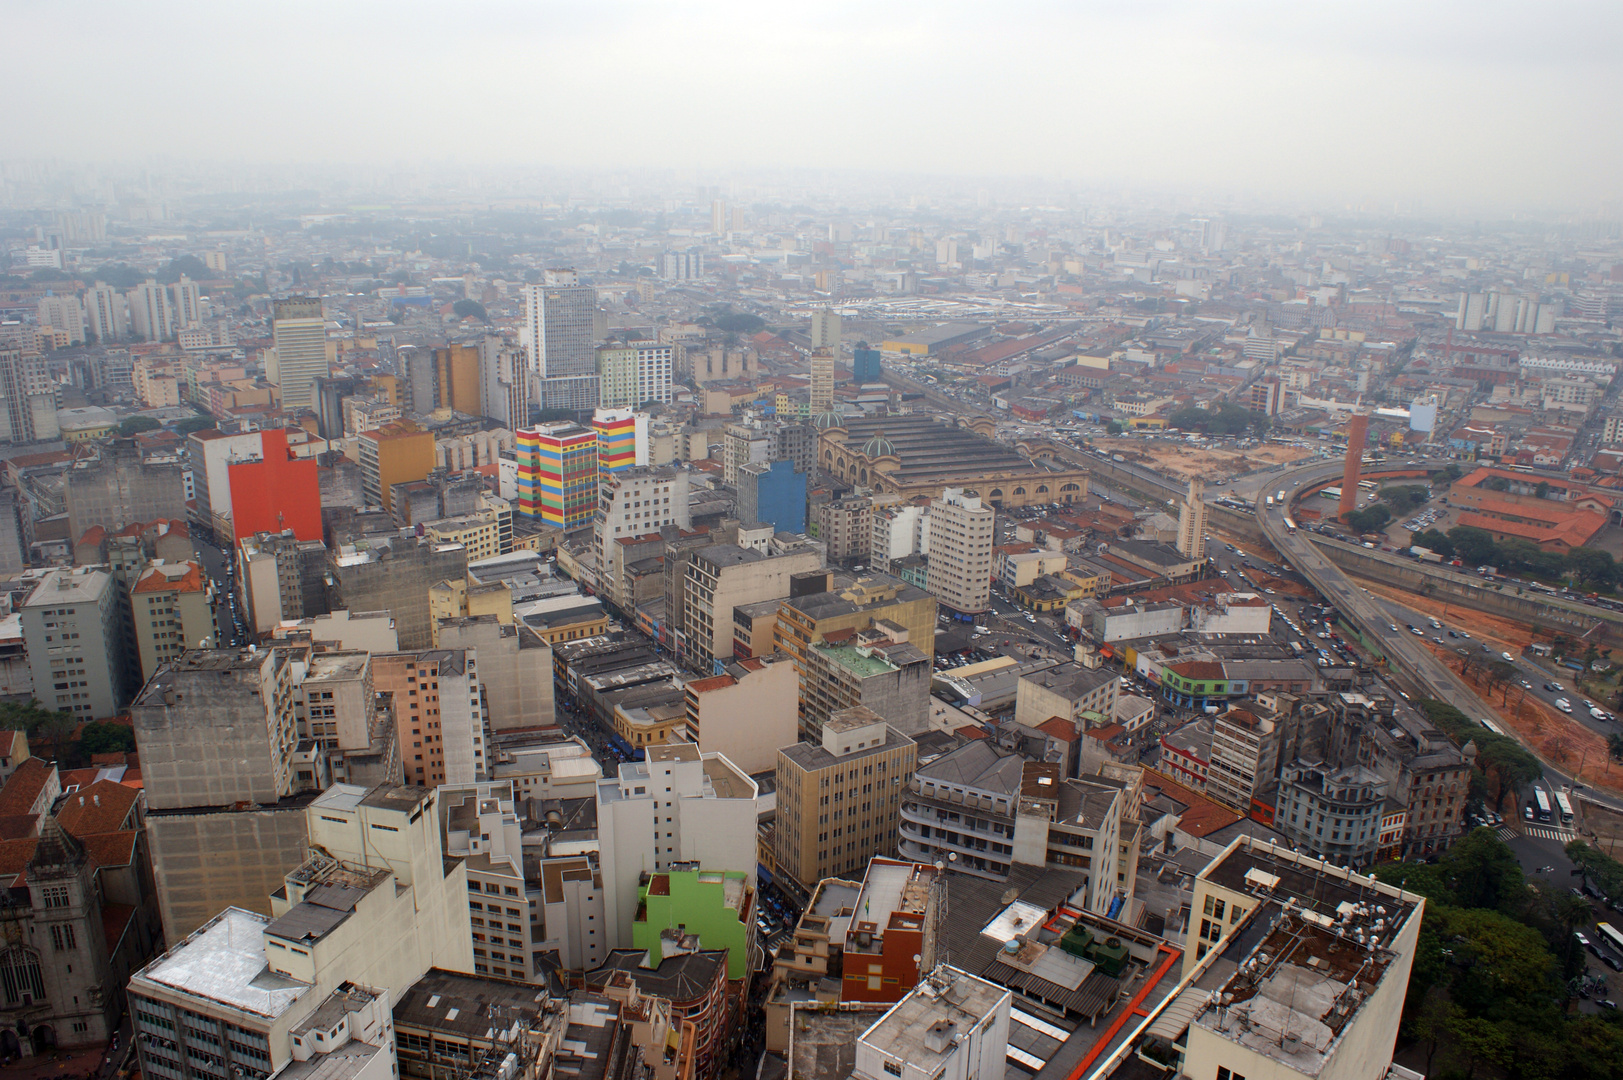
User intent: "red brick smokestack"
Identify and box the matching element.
[1339,412,1369,520]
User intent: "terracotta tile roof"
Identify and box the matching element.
[1454,510,1605,550]
[685,675,736,694]
[56,781,140,837]
[76,525,106,548]
[1169,660,1225,680]
[1036,717,1078,743]
[955,725,990,740]
[132,561,206,593]
[0,815,37,840]
[0,838,35,883]
[0,760,53,817]
[79,831,137,869]
[1141,769,1240,838]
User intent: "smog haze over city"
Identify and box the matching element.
[6,5,1623,1080]
[6,0,1623,214]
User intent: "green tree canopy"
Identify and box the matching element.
[117,416,163,436]
[78,722,136,757]
[1344,504,1392,532]
[174,415,218,436]
[1411,528,1454,558]
[1447,525,1498,565]
[1381,484,1430,510]
[451,298,489,322]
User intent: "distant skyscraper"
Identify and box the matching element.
[523,269,599,413]
[83,282,123,343]
[711,199,727,235]
[37,293,84,345]
[270,297,328,412]
[809,347,835,413]
[171,275,203,329]
[1177,477,1207,558]
[0,348,59,444]
[810,308,841,353]
[126,279,174,342]
[478,336,530,428]
[853,342,882,383]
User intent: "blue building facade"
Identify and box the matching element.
[853,343,882,383]
[742,459,807,534]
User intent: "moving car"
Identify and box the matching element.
[1556,698,1573,713]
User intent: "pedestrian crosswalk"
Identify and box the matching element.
[1498,825,1576,843]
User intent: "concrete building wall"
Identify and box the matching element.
[65,449,189,538]
[683,656,798,775]
[436,618,555,732]
[145,806,310,942]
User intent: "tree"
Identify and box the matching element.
[78,722,135,757]
[174,415,217,436]
[451,298,489,322]
[712,312,765,334]
[1381,484,1430,510]
[158,255,211,284]
[1565,546,1615,589]
[1344,504,1392,532]
[1535,480,1552,499]
[1446,826,1527,913]
[1484,475,1512,491]
[1609,732,1623,764]
[1429,906,1555,1015]
[117,416,163,436]
[1106,421,1124,435]
[1412,528,1455,558]
[1448,525,1499,565]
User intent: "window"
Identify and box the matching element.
[0,947,44,1004]
[1217,1069,1246,1080]
[50,924,76,951]
[882,1063,902,1077]
[41,886,70,909]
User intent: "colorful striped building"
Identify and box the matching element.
[591,408,647,477]
[516,422,599,528]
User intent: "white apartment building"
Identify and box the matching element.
[598,341,674,408]
[20,567,127,719]
[439,781,545,982]
[127,279,175,342]
[870,504,929,573]
[83,282,124,342]
[171,276,204,329]
[851,966,1011,1080]
[926,489,993,614]
[37,293,85,344]
[1205,704,1281,816]
[595,744,758,949]
[127,784,474,1080]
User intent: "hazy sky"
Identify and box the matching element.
[9,0,1622,212]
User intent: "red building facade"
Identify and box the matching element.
[227,428,322,541]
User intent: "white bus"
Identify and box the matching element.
[1533,788,1552,822]
[1321,486,1342,500]
[1478,717,1505,736]
[1554,790,1575,825]
[1598,922,1623,955]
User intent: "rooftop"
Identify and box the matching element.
[857,967,1009,1069]
[133,907,311,1019]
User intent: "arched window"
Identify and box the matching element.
[990,489,1003,499]
[1013,487,1026,496]
[0,947,44,1005]
[1036,485,1049,494]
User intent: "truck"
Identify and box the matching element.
[1277,490,1286,503]
[1265,496,1275,508]
[1112,454,1125,462]
[1409,545,1443,563]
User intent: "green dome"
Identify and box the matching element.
[861,431,895,457]
[813,409,845,430]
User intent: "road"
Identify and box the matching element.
[1255,458,1623,814]
[189,530,248,648]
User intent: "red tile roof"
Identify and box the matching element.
[1141,769,1241,838]
[1035,717,1078,743]
[956,725,990,740]
[56,781,140,837]
[0,760,53,817]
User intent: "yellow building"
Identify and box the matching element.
[774,571,937,672]
[428,579,515,645]
[425,509,504,562]
[614,699,688,749]
[358,421,436,512]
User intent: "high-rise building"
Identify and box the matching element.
[325,530,469,651]
[373,650,485,787]
[270,296,328,412]
[597,338,674,408]
[127,783,475,1080]
[592,466,690,602]
[775,708,916,890]
[227,428,323,541]
[682,541,824,672]
[438,781,550,981]
[852,342,882,383]
[435,343,482,414]
[595,743,757,948]
[358,421,436,513]
[662,249,704,280]
[126,279,174,342]
[737,459,806,534]
[1176,476,1207,558]
[524,269,598,411]
[37,292,85,345]
[0,347,60,444]
[809,347,836,413]
[515,421,599,527]
[710,199,727,235]
[925,488,993,614]
[129,560,217,683]
[171,275,203,329]
[20,567,129,719]
[83,281,123,343]
[592,408,649,475]
[801,629,931,740]
[478,335,530,428]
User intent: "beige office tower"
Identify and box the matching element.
[810,308,841,353]
[271,296,327,411]
[810,347,835,413]
[926,488,994,614]
[1177,476,1208,558]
